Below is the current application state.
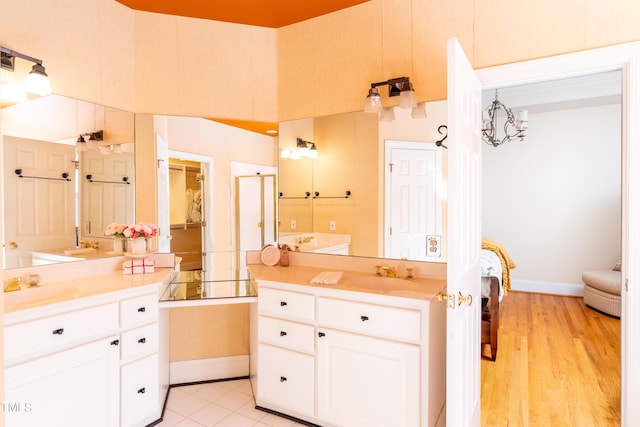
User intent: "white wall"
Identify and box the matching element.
[482,103,621,288]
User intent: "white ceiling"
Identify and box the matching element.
[482,70,622,114]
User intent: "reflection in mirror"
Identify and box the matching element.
[278,103,448,262]
[142,114,276,275]
[1,94,135,269]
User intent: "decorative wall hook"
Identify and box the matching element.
[435,125,448,149]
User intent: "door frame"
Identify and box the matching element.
[475,41,640,424]
[162,150,214,269]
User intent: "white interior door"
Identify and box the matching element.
[237,176,263,251]
[3,136,76,268]
[81,150,134,239]
[446,38,482,426]
[385,141,442,261]
[155,134,170,253]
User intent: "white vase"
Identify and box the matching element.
[128,238,147,255]
[112,237,125,255]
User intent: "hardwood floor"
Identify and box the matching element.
[481,291,620,426]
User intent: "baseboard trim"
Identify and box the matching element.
[170,355,249,385]
[511,279,584,297]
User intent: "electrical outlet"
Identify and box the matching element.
[290,219,297,230]
[329,220,336,231]
[426,235,441,257]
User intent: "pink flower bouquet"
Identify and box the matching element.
[104,223,127,237]
[122,223,159,239]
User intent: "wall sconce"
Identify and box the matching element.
[0,46,51,97]
[482,89,529,147]
[281,138,318,159]
[364,76,417,114]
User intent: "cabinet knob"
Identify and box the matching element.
[318,332,326,337]
[360,315,369,322]
[138,337,146,344]
[137,387,146,394]
[137,307,146,312]
[280,331,287,336]
[280,301,287,306]
[110,339,120,346]
[52,328,64,335]
[280,376,287,383]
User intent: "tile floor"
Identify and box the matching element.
[154,378,309,427]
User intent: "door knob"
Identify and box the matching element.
[437,291,472,309]
[7,241,17,249]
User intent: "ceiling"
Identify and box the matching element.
[115,0,369,28]
[115,1,369,136]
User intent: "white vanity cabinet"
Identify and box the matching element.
[316,298,421,426]
[4,287,163,427]
[4,304,121,427]
[252,279,445,427]
[256,287,316,419]
[119,292,161,427]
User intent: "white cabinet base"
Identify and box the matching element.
[317,329,420,427]
[257,344,314,418]
[5,336,120,427]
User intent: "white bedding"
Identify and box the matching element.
[481,249,504,302]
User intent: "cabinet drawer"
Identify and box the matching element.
[121,354,159,427]
[5,303,119,363]
[259,287,315,322]
[121,323,158,361]
[317,297,421,342]
[120,293,158,327]
[257,344,314,418]
[259,316,314,354]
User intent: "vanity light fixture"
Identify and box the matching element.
[75,130,104,152]
[379,107,395,122]
[280,138,318,159]
[411,102,427,119]
[482,89,529,147]
[0,46,51,96]
[364,76,418,114]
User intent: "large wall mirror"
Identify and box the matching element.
[1,94,135,269]
[277,104,448,262]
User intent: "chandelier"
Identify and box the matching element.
[481,90,529,147]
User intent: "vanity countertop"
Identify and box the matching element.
[3,268,175,320]
[248,263,446,301]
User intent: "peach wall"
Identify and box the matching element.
[132,12,278,120]
[1,0,135,111]
[277,0,474,120]
[277,0,640,121]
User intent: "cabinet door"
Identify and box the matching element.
[257,344,314,418]
[121,354,159,427]
[317,329,420,427]
[5,336,120,427]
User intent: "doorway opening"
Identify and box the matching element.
[479,66,623,422]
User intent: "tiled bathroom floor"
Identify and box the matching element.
[154,378,308,427]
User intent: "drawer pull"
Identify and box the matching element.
[280,376,287,382]
[280,301,287,306]
[137,307,146,312]
[138,337,146,344]
[52,328,64,335]
[318,332,326,338]
[137,387,146,394]
[360,315,369,322]
[110,339,120,346]
[280,331,287,337]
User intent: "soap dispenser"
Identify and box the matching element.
[279,244,291,267]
